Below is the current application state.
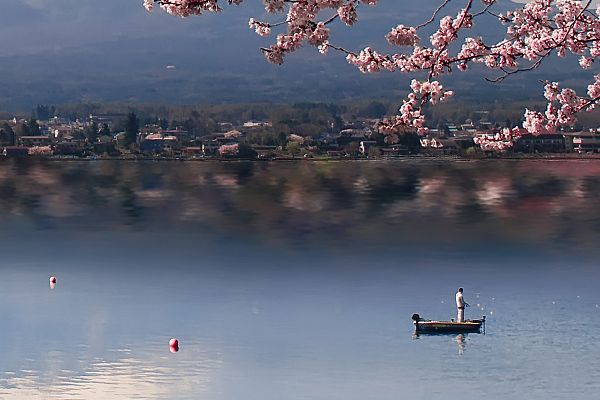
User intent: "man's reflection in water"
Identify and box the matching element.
[456,334,466,356]
[412,332,469,355]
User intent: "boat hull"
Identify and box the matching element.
[414,320,484,333]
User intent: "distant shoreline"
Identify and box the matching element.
[4,153,600,163]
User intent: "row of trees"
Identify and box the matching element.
[40,99,545,129]
[21,97,595,143]
[0,119,41,145]
[0,119,114,147]
[0,123,15,146]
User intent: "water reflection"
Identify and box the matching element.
[0,343,221,399]
[2,160,600,399]
[1,159,600,256]
[456,334,466,356]
[412,332,476,356]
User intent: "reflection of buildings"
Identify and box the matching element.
[1,161,600,253]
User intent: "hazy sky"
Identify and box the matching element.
[0,0,527,57]
[0,0,588,108]
[0,0,266,56]
[0,0,191,55]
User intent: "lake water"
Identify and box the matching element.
[1,159,599,400]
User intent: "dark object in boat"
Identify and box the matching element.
[412,313,486,333]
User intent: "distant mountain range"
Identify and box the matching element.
[0,0,594,111]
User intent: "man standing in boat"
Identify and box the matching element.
[456,288,470,322]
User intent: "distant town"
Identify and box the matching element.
[1,107,600,160]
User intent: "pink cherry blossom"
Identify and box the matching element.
[473,128,521,152]
[386,25,419,47]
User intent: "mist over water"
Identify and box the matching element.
[1,159,599,399]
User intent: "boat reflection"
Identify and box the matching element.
[456,333,466,356]
[412,332,472,356]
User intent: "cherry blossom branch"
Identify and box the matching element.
[415,0,453,30]
[485,55,547,83]
[143,0,600,146]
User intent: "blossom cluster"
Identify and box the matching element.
[377,79,453,140]
[143,0,243,16]
[473,128,522,152]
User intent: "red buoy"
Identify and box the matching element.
[169,338,179,353]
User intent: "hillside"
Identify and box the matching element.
[0,0,594,110]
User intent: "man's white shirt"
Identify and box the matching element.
[456,292,465,308]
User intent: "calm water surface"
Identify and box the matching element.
[0,159,599,399]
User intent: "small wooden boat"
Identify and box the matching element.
[412,313,485,334]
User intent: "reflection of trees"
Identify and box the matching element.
[119,185,144,225]
[0,160,600,253]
